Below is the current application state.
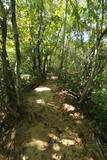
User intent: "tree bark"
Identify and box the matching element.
[32,48,37,73]
[11,0,21,106]
[37,9,43,73]
[43,52,48,73]
[29,25,37,74]
[59,0,68,76]
[0,16,17,114]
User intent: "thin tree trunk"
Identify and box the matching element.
[37,38,42,72]
[32,48,37,73]
[37,9,43,73]
[59,0,68,75]
[79,27,107,103]
[11,0,21,106]
[29,25,37,74]
[43,52,48,73]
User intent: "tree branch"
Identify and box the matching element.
[97,27,107,47]
[0,0,4,9]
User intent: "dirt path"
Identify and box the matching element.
[0,77,105,160]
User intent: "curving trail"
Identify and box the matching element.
[0,76,104,160]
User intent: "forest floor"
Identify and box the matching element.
[0,75,105,160]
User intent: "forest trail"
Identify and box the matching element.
[0,75,105,160]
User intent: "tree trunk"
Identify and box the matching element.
[0,16,18,115]
[43,52,48,73]
[79,27,107,103]
[59,0,68,76]
[11,0,21,106]
[37,9,43,73]
[32,48,37,73]
[37,38,42,73]
[29,25,37,74]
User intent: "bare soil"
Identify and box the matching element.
[0,76,105,160]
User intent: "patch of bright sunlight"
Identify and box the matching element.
[51,76,58,80]
[75,120,82,124]
[26,139,48,151]
[53,143,60,151]
[35,86,51,92]
[85,157,94,160]
[47,103,56,107]
[59,90,68,95]
[69,112,84,119]
[60,139,75,146]
[48,134,75,146]
[21,74,30,79]
[63,103,75,112]
[6,142,14,150]
[6,128,16,150]
[52,153,62,160]
[75,137,82,145]
[21,155,29,160]
[48,133,60,141]
[36,99,45,105]
[11,128,16,140]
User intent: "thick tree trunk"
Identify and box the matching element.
[11,0,21,106]
[0,16,18,115]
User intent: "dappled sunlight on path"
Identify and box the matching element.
[35,86,51,92]
[0,78,105,160]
